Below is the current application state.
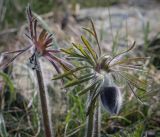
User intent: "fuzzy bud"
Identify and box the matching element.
[100,75,122,114]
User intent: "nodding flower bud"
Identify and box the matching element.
[100,75,122,114]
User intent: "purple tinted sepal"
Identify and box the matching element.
[100,86,122,114]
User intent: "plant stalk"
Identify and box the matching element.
[93,97,101,137]
[35,58,53,137]
[85,92,94,137]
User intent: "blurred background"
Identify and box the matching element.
[0,0,160,137]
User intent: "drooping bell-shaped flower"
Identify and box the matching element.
[100,75,122,114]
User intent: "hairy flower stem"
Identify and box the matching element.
[35,58,53,137]
[93,97,101,137]
[85,92,94,137]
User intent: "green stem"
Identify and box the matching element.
[85,92,94,137]
[93,97,101,137]
[85,111,94,137]
[35,58,53,137]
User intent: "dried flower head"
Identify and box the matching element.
[0,5,71,74]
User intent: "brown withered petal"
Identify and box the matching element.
[100,86,122,114]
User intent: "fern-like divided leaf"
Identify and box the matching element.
[110,57,150,67]
[81,35,98,62]
[108,41,136,65]
[83,19,101,57]
[63,73,95,88]
[77,79,102,96]
[72,43,95,65]
[52,66,90,80]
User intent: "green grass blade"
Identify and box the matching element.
[0,72,15,104]
[109,115,131,124]
[0,112,8,137]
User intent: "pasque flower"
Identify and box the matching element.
[53,20,148,115]
[51,17,149,137]
[0,6,71,73]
